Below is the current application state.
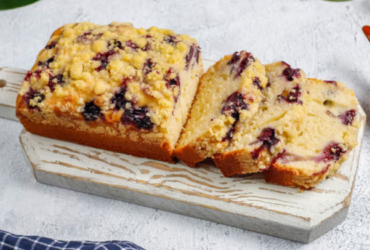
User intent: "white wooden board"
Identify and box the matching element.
[0,67,28,121]
[0,62,366,243]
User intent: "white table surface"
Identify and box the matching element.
[1,0,370,249]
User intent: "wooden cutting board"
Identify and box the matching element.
[0,62,366,243]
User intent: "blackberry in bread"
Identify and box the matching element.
[16,22,203,162]
[174,51,268,167]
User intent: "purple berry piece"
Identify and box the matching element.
[185,44,201,70]
[222,92,248,119]
[281,62,301,81]
[251,128,280,159]
[324,80,337,86]
[223,125,236,142]
[143,59,156,75]
[24,71,32,82]
[110,85,154,129]
[278,85,302,104]
[82,101,102,121]
[165,35,178,45]
[121,106,154,130]
[126,40,139,50]
[323,143,346,162]
[142,42,151,51]
[164,68,181,103]
[253,77,263,90]
[38,57,55,68]
[341,109,356,125]
[111,86,128,110]
[23,88,45,110]
[221,92,248,141]
[165,68,180,88]
[228,51,255,79]
[77,32,102,43]
[108,39,122,49]
[45,41,57,50]
[48,74,64,92]
[92,49,117,71]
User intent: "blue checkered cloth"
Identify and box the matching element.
[0,229,145,250]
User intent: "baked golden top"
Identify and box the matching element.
[18,22,200,130]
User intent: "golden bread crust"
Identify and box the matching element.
[173,144,206,167]
[213,148,269,177]
[18,113,175,162]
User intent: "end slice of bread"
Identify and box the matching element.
[174,51,268,167]
[214,61,309,176]
[264,78,360,189]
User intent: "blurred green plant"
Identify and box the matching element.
[0,0,39,10]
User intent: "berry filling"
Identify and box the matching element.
[48,74,64,92]
[142,42,151,51]
[121,106,154,130]
[77,32,102,43]
[111,86,154,130]
[228,51,255,79]
[221,92,248,119]
[251,128,280,160]
[126,40,139,50]
[24,71,32,82]
[281,62,300,81]
[23,88,45,110]
[164,35,178,45]
[253,77,263,90]
[38,57,54,68]
[223,125,236,142]
[278,85,302,104]
[82,101,102,121]
[164,68,181,103]
[324,80,337,86]
[341,109,356,125]
[185,44,200,70]
[320,143,347,162]
[108,39,123,49]
[92,49,117,71]
[45,41,57,50]
[221,92,248,141]
[143,59,156,75]
[24,70,42,82]
[111,86,129,110]
[165,68,180,88]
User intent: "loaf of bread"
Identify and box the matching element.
[17,23,361,189]
[174,51,267,167]
[16,22,203,162]
[265,78,360,189]
[214,61,309,176]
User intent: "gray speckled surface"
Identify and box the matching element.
[0,0,370,249]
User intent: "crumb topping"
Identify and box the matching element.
[19,22,200,131]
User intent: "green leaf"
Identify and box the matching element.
[0,0,40,10]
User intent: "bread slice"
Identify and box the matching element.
[174,51,268,167]
[214,61,309,176]
[265,78,360,189]
[16,22,203,162]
